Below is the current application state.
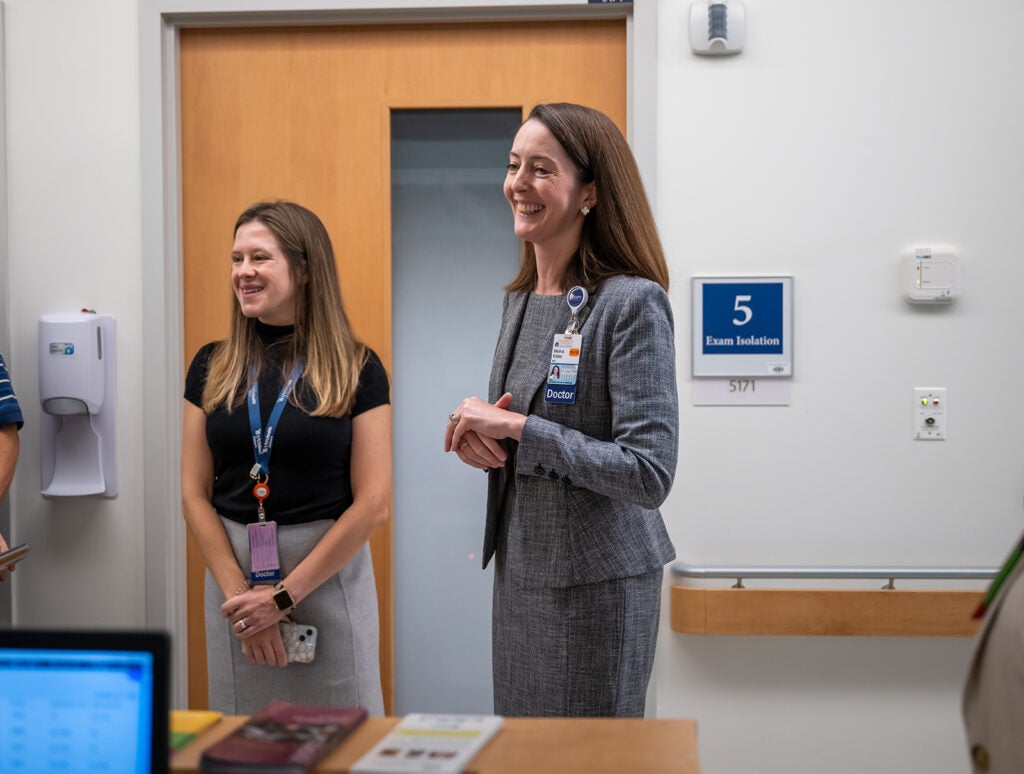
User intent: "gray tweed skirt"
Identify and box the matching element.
[205,516,384,715]
[492,556,662,717]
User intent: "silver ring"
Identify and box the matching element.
[448,412,460,424]
[460,442,469,451]
[238,618,248,631]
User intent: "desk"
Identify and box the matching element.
[172,716,700,773]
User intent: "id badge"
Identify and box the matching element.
[248,521,282,584]
[545,333,582,404]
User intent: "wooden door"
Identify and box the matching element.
[180,19,626,712]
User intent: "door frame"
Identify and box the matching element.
[138,0,659,708]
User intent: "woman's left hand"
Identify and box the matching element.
[452,429,503,471]
[444,393,525,467]
[221,586,284,640]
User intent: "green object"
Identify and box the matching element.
[974,531,1024,619]
[169,730,196,752]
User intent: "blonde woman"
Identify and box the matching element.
[182,201,390,714]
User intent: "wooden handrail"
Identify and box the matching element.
[670,586,983,637]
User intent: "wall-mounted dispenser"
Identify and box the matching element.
[690,0,746,55]
[38,311,116,497]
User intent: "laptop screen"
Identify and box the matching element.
[0,629,170,774]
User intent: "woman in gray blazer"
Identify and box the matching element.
[445,103,677,717]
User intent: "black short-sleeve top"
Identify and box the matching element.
[184,322,390,526]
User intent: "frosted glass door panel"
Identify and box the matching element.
[391,109,521,714]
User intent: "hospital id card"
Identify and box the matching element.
[545,333,582,404]
[248,520,282,584]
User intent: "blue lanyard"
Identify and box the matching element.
[247,362,303,479]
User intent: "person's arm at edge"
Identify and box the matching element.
[0,422,18,503]
[0,423,19,581]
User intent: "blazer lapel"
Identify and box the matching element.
[483,292,529,568]
[489,292,529,404]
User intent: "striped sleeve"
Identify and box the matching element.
[0,353,24,430]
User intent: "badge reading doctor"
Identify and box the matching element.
[546,286,588,404]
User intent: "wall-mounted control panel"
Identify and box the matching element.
[901,246,960,304]
[913,387,946,441]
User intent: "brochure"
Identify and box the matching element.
[351,713,503,773]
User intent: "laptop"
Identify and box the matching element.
[0,628,170,774]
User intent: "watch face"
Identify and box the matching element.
[273,587,294,611]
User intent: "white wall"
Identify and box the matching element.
[653,0,1024,772]
[2,0,1019,771]
[3,0,147,626]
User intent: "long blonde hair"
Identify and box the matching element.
[201,201,366,418]
[506,103,669,293]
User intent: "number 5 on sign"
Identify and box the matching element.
[733,295,753,326]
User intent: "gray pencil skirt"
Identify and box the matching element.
[205,516,384,715]
[491,558,663,717]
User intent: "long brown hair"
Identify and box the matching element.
[506,102,669,293]
[201,201,366,418]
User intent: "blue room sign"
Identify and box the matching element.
[692,276,793,377]
[701,281,783,354]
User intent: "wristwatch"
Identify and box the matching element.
[272,582,297,614]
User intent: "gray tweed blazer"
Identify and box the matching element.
[482,274,678,587]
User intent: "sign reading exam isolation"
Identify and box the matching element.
[692,276,793,377]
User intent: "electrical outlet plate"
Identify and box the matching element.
[913,387,946,440]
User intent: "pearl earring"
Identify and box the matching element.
[581,206,590,216]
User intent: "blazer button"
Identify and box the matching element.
[534,464,545,476]
[548,470,559,480]
[971,744,990,771]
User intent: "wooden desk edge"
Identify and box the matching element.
[171,716,700,773]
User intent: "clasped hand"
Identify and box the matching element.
[444,392,524,471]
[221,586,288,667]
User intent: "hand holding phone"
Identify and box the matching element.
[279,621,318,664]
[0,542,29,581]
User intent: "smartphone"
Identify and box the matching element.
[0,543,30,566]
[279,621,318,664]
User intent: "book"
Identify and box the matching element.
[170,709,223,753]
[351,714,503,773]
[199,700,368,773]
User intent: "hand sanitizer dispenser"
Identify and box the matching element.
[38,311,117,497]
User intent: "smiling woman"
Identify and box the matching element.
[230,221,302,326]
[181,200,392,715]
[444,103,677,718]
[503,119,596,293]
